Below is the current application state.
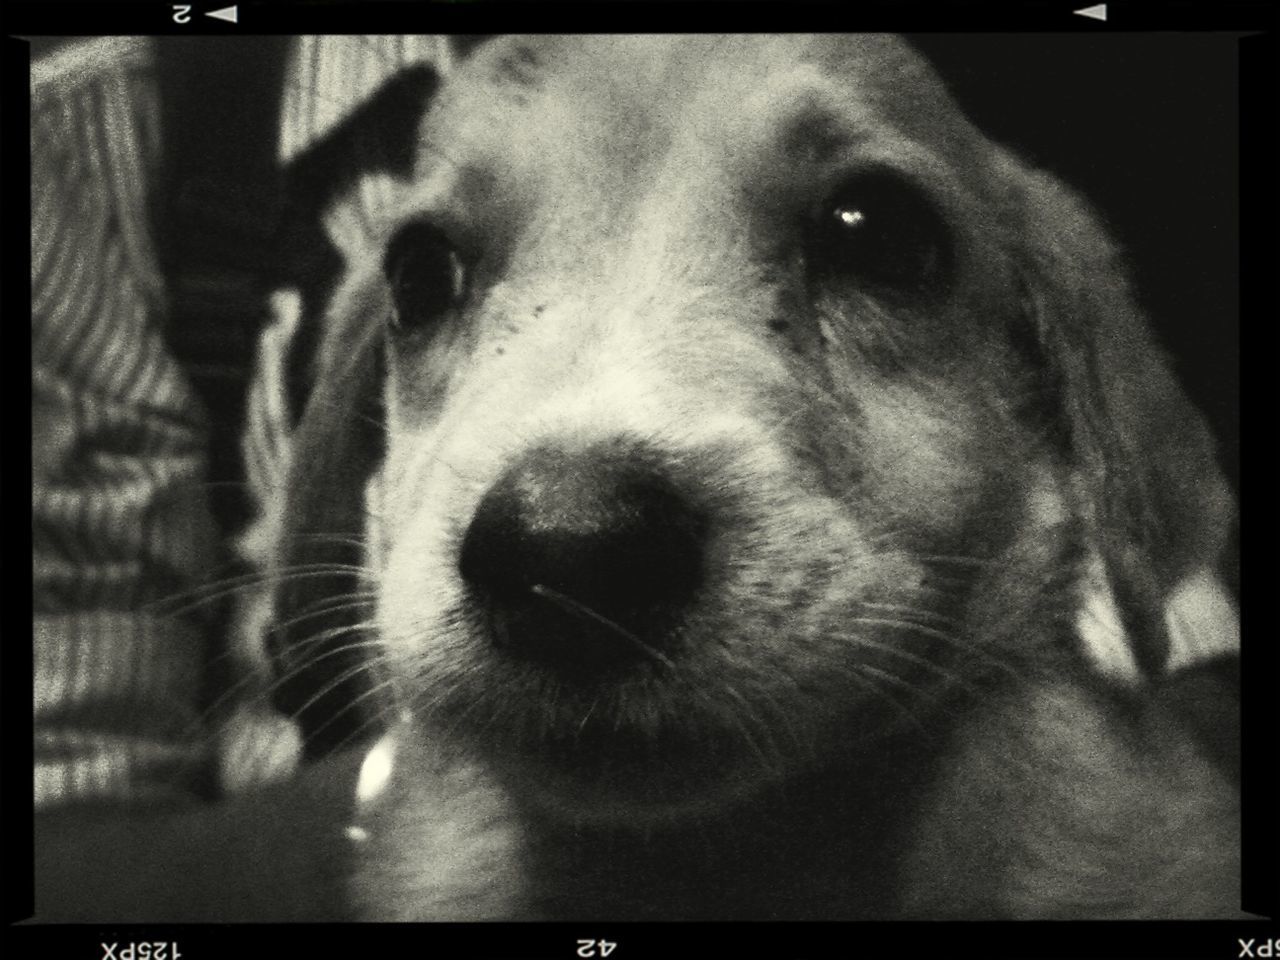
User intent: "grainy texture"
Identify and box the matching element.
[245,35,1240,920]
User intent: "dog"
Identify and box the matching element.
[241,35,1240,919]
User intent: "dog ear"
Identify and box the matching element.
[259,49,463,758]
[275,62,439,421]
[263,39,503,758]
[268,278,387,760]
[996,150,1237,682]
[273,37,496,422]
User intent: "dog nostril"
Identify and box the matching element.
[458,445,706,672]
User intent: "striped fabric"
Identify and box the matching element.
[31,37,216,806]
[31,36,449,806]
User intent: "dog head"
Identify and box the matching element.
[269,35,1235,823]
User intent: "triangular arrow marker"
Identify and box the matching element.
[1074,4,1107,21]
[207,5,238,23]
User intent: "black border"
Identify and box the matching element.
[6,26,37,931]
[0,0,1276,36]
[5,919,1280,959]
[1237,25,1274,932]
[8,1,1276,955]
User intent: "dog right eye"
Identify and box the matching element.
[383,222,467,333]
[807,172,951,298]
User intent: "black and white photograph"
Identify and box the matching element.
[14,2,1270,951]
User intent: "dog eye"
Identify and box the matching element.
[809,174,950,293]
[383,222,467,332]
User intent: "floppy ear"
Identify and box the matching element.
[262,39,495,758]
[268,281,387,760]
[996,150,1237,681]
[274,36,494,422]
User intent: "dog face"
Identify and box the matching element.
[271,36,1233,829]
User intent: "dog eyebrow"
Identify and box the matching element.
[735,70,880,167]
[779,105,859,165]
[489,41,547,97]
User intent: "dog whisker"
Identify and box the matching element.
[282,621,383,662]
[528,584,678,671]
[853,665,936,734]
[285,653,397,746]
[847,615,1023,683]
[171,633,392,778]
[270,591,378,637]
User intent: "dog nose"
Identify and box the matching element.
[459,445,706,672]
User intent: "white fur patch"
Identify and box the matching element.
[355,731,398,808]
[217,703,303,794]
[1164,568,1239,671]
[220,288,307,795]
[1078,558,1239,683]
[1076,549,1141,684]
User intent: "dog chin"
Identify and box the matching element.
[426,676,797,826]
[491,747,783,827]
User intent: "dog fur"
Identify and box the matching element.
[255,35,1240,919]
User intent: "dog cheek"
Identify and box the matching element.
[375,499,466,669]
[364,469,389,580]
[851,389,993,538]
[388,324,482,429]
[371,426,469,671]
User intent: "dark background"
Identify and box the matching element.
[913,33,1239,480]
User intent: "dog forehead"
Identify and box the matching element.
[462,33,936,92]
[419,34,962,181]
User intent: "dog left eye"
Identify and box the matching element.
[383,222,467,332]
[808,173,950,294]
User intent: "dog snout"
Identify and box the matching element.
[458,443,706,673]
